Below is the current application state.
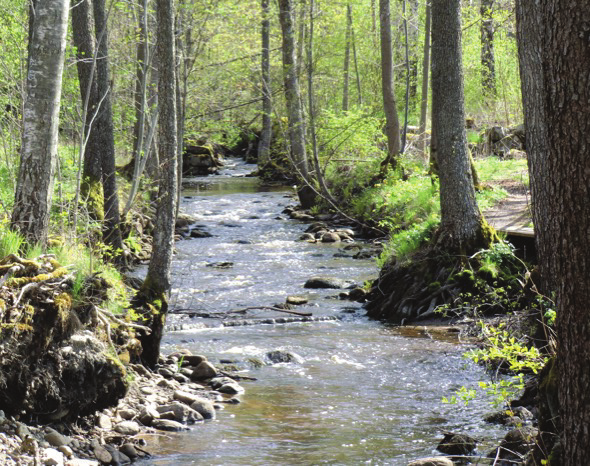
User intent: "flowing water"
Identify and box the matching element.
[138,159,508,465]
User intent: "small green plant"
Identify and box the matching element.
[0,220,24,258]
[446,322,548,408]
[123,231,142,255]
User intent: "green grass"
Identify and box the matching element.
[475,156,529,185]
[325,150,530,266]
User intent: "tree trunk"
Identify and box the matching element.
[92,0,125,259]
[278,0,309,181]
[257,0,272,166]
[131,0,149,173]
[371,0,377,45]
[71,0,105,222]
[379,0,401,173]
[342,3,352,112]
[408,0,419,101]
[480,0,496,96]
[351,21,362,106]
[515,1,554,296]
[431,0,486,252]
[418,2,431,157]
[541,2,590,463]
[12,0,69,247]
[140,0,178,368]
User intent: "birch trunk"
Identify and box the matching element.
[12,0,69,247]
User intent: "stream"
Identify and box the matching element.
[138,159,508,465]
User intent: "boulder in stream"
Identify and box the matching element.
[437,432,477,456]
[408,458,454,466]
[265,350,304,364]
[304,276,349,289]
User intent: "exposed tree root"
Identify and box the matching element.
[366,242,529,324]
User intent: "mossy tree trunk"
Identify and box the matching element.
[139,0,178,368]
[93,0,125,260]
[431,0,491,253]
[71,0,104,222]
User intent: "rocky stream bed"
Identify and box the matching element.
[0,159,539,465]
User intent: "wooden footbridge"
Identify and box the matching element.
[485,194,535,260]
[484,194,534,238]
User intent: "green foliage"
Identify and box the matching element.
[444,322,548,408]
[376,214,439,268]
[0,220,24,257]
[95,262,132,316]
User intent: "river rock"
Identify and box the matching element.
[42,448,64,466]
[120,443,139,459]
[138,405,160,426]
[265,350,304,364]
[173,390,201,405]
[118,407,137,420]
[173,373,191,384]
[58,445,73,459]
[347,287,368,301]
[490,426,539,460]
[335,228,355,238]
[104,445,130,465]
[96,414,113,430]
[181,355,207,367]
[190,361,218,380]
[304,276,347,289]
[175,213,198,229]
[190,228,212,238]
[217,382,245,395]
[299,233,315,241]
[67,459,100,466]
[305,222,327,233]
[190,398,216,420]
[321,232,341,243]
[93,444,112,464]
[408,458,454,466]
[151,419,190,432]
[113,421,141,436]
[157,402,203,423]
[437,432,477,455]
[210,376,236,389]
[44,429,70,448]
[286,296,308,305]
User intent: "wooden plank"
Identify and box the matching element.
[496,226,535,238]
